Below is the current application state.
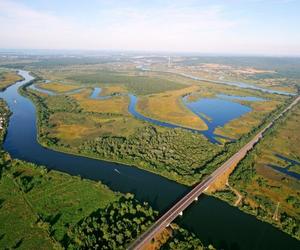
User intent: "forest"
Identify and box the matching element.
[67,194,157,249]
[79,126,221,185]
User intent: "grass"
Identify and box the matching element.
[0,170,55,249]
[0,71,23,91]
[23,68,287,185]
[66,70,187,95]
[35,66,287,140]
[27,84,148,147]
[25,80,222,185]
[137,86,208,130]
[227,101,300,239]
[100,85,127,95]
[23,67,291,187]
[48,112,146,145]
[72,89,130,114]
[0,155,119,248]
[38,82,82,93]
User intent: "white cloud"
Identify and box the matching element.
[0,0,238,51]
[0,0,299,55]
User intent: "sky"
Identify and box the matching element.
[0,0,299,56]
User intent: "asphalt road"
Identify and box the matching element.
[128,96,300,250]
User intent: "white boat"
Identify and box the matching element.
[114,168,121,174]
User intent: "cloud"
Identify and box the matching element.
[0,0,82,48]
[0,0,238,51]
[0,0,299,55]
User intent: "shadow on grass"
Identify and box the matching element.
[0,234,5,241]
[0,199,5,209]
[12,238,23,249]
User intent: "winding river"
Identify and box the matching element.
[31,84,260,144]
[1,70,299,250]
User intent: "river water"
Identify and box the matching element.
[0,70,299,250]
[179,73,296,96]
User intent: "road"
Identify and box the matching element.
[128,95,300,250]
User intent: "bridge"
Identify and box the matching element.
[128,96,300,250]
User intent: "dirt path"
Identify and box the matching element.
[226,180,243,206]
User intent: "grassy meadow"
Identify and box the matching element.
[21,66,290,186]
[137,85,208,130]
[0,157,119,249]
[38,82,81,93]
[72,89,130,114]
[0,70,23,91]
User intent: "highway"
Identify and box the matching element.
[128,95,300,250]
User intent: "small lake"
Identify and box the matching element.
[182,95,254,142]
[0,70,299,249]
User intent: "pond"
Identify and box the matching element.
[182,94,255,142]
[268,154,300,180]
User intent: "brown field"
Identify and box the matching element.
[137,86,208,130]
[0,71,23,90]
[73,89,130,114]
[49,112,146,144]
[38,82,82,93]
[100,85,127,95]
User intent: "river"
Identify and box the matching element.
[0,70,299,250]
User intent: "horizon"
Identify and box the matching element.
[1,48,300,58]
[0,0,300,56]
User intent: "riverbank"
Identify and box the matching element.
[1,69,299,249]
[19,80,221,186]
[0,94,210,249]
[21,70,300,242]
[20,74,292,187]
[0,70,24,91]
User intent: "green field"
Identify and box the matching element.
[0,156,118,249]
[214,101,300,240]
